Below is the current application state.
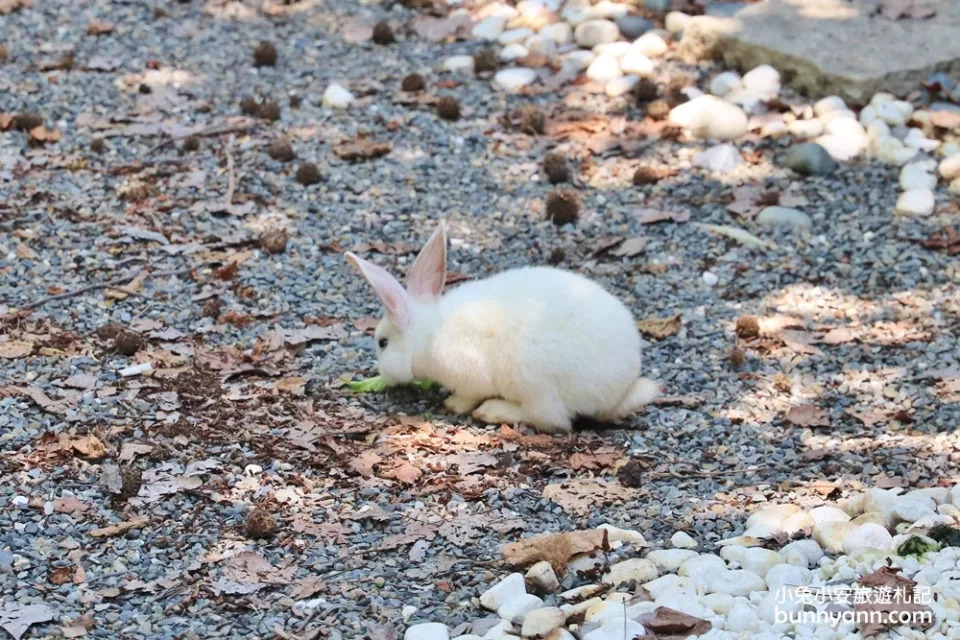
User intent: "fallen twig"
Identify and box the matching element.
[22,267,197,310]
[142,120,256,157]
[224,136,236,206]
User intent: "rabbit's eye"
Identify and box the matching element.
[378,338,388,350]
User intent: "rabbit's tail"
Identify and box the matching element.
[610,377,661,417]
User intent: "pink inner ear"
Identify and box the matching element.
[345,253,411,329]
[407,224,447,300]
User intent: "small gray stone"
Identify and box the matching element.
[783,143,838,176]
[756,206,812,229]
[617,16,654,40]
[644,0,670,12]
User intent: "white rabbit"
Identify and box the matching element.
[344,222,660,434]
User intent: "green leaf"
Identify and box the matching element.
[342,375,437,393]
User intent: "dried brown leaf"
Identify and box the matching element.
[381,460,421,485]
[348,450,382,479]
[89,516,149,538]
[636,208,690,224]
[637,314,682,339]
[0,341,33,358]
[503,529,606,574]
[334,137,392,162]
[784,405,829,428]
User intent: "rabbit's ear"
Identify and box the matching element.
[345,252,411,329]
[408,222,447,300]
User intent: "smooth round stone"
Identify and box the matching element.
[498,594,544,623]
[597,524,647,545]
[322,83,354,109]
[906,487,951,505]
[904,128,939,151]
[642,575,692,600]
[592,0,630,19]
[646,549,699,571]
[618,51,654,76]
[725,601,760,633]
[939,153,960,180]
[617,15,654,39]
[784,142,838,175]
[813,95,847,116]
[525,561,560,593]
[492,68,537,92]
[859,104,879,125]
[605,75,639,97]
[693,143,744,173]
[665,11,691,32]
[560,50,596,72]
[710,71,742,97]
[593,41,631,57]
[472,16,507,41]
[787,119,824,139]
[583,619,645,640]
[873,136,919,165]
[702,271,719,287]
[669,95,748,140]
[761,120,788,139]
[764,564,812,591]
[644,0,670,12]
[739,548,782,578]
[499,27,534,45]
[900,162,937,190]
[866,120,890,142]
[813,521,857,554]
[820,108,858,123]
[405,623,449,640]
[477,2,518,19]
[574,19,620,48]
[816,118,868,161]
[780,540,824,568]
[756,206,812,229]
[499,43,529,61]
[894,498,937,523]
[442,55,475,74]
[631,32,668,57]
[525,34,556,57]
[875,101,906,126]
[705,570,766,597]
[809,506,851,525]
[671,531,697,549]
[520,607,565,637]
[480,573,526,611]
[742,64,780,96]
[842,523,893,554]
[586,54,622,82]
[895,188,935,216]
[603,558,658,585]
[702,593,734,615]
[539,22,572,45]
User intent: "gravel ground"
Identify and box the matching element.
[1,1,958,639]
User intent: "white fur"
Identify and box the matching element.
[345,223,659,433]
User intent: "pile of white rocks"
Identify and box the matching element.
[404,483,960,640]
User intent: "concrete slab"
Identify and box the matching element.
[682,0,960,105]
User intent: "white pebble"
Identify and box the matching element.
[619,51,654,77]
[539,22,572,45]
[525,34,556,57]
[706,569,766,597]
[499,43,529,61]
[559,50,596,72]
[756,206,811,229]
[665,11,691,33]
[841,523,894,554]
[499,27,534,46]
[813,95,847,116]
[669,95,748,141]
[631,32,668,58]
[322,83,354,109]
[498,594,544,623]
[939,153,960,180]
[525,561,560,593]
[442,55,475,74]
[605,75,639,97]
[405,623,449,640]
[671,531,697,549]
[480,573,526,611]
[788,119,824,139]
[895,188,935,216]
[710,71,742,97]
[492,68,538,92]
[900,161,938,191]
[693,143,744,173]
[741,64,780,96]
[574,19,620,48]
[647,549,699,572]
[725,600,760,633]
[586,54,622,82]
[603,558,658,585]
[472,16,507,41]
[872,136,919,165]
[702,271,719,287]
[519,607,565,637]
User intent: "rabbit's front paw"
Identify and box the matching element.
[444,394,481,414]
[472,399,524,426]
